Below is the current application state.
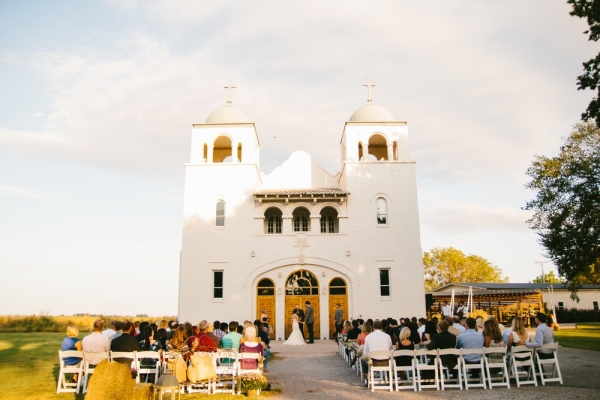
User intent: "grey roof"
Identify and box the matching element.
[253,188,349,196]
[430,282,600,293]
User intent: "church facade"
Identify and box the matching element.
[178,88,426,340]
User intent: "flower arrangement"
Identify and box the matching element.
[239,373,268,391]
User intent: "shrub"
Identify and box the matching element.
[555,308,600,323]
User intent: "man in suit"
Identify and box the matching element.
[305,301,315,343]
[334,303,344,342]
[295,305,305,340]
[110,320,141,367]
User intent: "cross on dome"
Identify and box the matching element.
[224,80,236,105]
[363,78,375,104]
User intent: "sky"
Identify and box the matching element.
[0,1,596,316]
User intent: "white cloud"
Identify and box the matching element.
[0,184,39,198]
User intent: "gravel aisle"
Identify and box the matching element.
[265,340,599,399]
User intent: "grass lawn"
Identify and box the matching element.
[576,322,600,330]
[555,329,600,352]
[0,332,278,399]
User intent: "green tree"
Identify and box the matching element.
[531,271,563,284]
[423,247,508,292]
[524,122,600,299]
[569,0,600,125]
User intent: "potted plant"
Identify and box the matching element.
[239,373,268,397]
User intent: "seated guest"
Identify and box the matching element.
[167,325,189,354]
[346,319,361,342]
[417,318,427,339]
[394,327,414,370]
[239,327,264,370]
[82,320,110,366]
[139,325,162,371]
[341,320,352,338]
[189,320,217,353]
[361,320,393,386]
[254,320,271,372]
[102,321,116,338]
[167,320,178,339]
[476,317,485,334]
[483,319,505,363]
[503,317,514,344]
[506,316,528,348]
[184,322,194,339]
[110,320,123,341]
[137,321,149,342]
[420,321,437,344]
[427,320,457,371]
[525,313,554,359]
[61,324,83,382]
[220,322,229,336]
[457,317,484,376]
[384,325,397,346]
[236,324,244,335]
[222,321,242,350]
[206,322,221,348]
[453,315,466,334]
[156,328,168,349]
[213,320,225,339]
[111,320,141,365]
[445,317,461,337]
[158,319,168,332]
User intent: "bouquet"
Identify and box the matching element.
[239,373,268,391]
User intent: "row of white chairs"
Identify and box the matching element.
[57,350,161,394]
[337,338,562,392]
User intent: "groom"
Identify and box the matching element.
[294,304,305,340]
[305,301,315,343]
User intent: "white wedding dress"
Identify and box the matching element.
[283,318,306,346]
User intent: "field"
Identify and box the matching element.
[0,332,275,399]
[554,324,600,352]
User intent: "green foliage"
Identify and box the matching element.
[532,271,563,284]
[524,122,600,299]
[556,308,600,323]
[423,247,508,292]
[568,0,600,124]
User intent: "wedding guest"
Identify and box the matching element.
[206,322,221,348]
[61,324,82,382]
[189,320,217,353]
[503,317,514,344]
[342,320,352,338]
[483,319,505,362]
[158,320,168,332]
[394,327,414,370]
[457,317,484,376]
[361,320,393,387]
[167,325,189,355]
[82,320,110,366]
[526,313,555,359]
[446,317,461,337]
[506,316,528,348]
[111,320,140,365]
[417,318,427,338]
[102,321,116,338]
[110,320,123,341]
[421,321,437,344]
[239,327,264,370]
[254,319,271,371]
[384,325,398,346]
[453,316,466,334]
[139,325,162,373]
[213,320,225,339]
[347,319,361,342]
[427,320,457,371]
[184,322,194,339]
[156,328,168,349]
[476,317,485,334]
[222,321,242,350]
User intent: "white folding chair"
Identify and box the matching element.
[238,352,262,375]
[109,351,137,369]
[212,350,237,394]
[392,349,416,391]
[82,351,110,394]
[484,347,510,389]
[414,348,439,391]
[438,348,462,390]
[460,348,486,390]
[509,346,537,387]
[535,343,563,385]
[187,352,214,394]
[56,350,83,394]
[368,350,393,392]
[136,351,162,383]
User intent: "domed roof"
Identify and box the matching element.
[205,105,251,124]
[349,104,394,122]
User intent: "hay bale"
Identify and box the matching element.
[85,360,134,400]
[133,383,153,400]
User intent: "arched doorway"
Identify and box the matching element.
[284,270,320,339]
[328,277,348,339]
[256,279,276,339]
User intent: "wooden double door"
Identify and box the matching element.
[256,296,276,339]
[284,295,319,339]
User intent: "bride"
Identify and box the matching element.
[283,312,306,346]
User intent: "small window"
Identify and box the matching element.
[557,301,564,310]
[292,207,310,232]
[320,207,338,233]
[379,269,390,297]
[264,208,283,234]
[216,201,225,227]
[594,301,599,311]
[376,198,387,225]
[213,271,223,299]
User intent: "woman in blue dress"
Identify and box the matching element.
[60,324,82,382]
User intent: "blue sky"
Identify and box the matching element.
[0,1,595,315]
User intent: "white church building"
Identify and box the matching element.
[178,84,426,340]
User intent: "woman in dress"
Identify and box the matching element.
[395,327,414,369]
[283,311,306,346]
[239,326,264,369]
[139,325,162,378]
[484,319,505,362]
[506,316,529,348]
[60,324,82,383]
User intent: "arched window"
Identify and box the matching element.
[292,207,310,232]
[320,207,338,233]
[285,270,319,295]
[213,135,232,163]
[257,279,275,296]
[368,134,388,161]
[376,198,387,225]
[329,278,347,295]
[264,208,282,234]
[216,200,225,226]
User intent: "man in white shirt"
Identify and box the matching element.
[442,301,452,317]
[452,316,466,334]
[82,320,110,365]
[102,321,116,338]
[417,318,427,339]
[526,313,555,358]
[361,320,393,387]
